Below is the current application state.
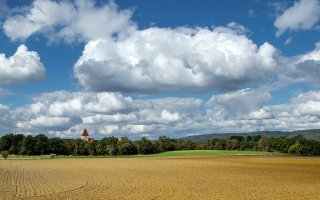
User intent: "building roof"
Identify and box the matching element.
[89,138,95,143]
[82,129,89,137]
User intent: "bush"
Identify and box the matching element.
[50,153,57,159]
[1,150,9,159]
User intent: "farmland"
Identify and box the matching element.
[1,155,320,199]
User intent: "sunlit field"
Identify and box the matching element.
[1,155,320,200]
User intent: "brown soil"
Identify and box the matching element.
[0,156,320,200]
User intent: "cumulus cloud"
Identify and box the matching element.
[161,110,181,122]
[1,1,320,139]
[0,45,45,84]
[17,116,82,131]
[74,26,278,93]
[208,88,272,119]
[274,0,320,37]
[6,91,132,134]
[289,42,320,85]
[0,104,11,127]
[31,91,133,116]
[3,0,135,42]
[1,89,320,139]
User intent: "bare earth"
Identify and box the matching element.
[1,156,320,200]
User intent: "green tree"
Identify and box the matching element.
[64,140,77,155]
[20,135,35,155]
[246,136,253,142]
[176,140,195,150]
[225,138,238,150]
[11,134,25,154]
[0,134,14,152]
[158,136,176,152]
[258,136,271,151]
[288,141,303,154]
[87,141,97,155]
[49,138,66,155]
[118,137,137,155]
[230,136,245,142]
[269,137,293,153]
[214,139,225,150]
[96,136,119,155]
[137,137,156,154]
[34,134,49,155]
[1,150,9,159]
[76,140,90,155]
[239,141,255,150]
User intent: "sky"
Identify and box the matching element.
[0,0,320,139]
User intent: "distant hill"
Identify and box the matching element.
[178,129,320,142]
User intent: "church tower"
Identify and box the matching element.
[81,129,89,141]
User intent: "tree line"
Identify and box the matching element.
[1,133,320,157]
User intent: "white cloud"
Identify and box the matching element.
[3,0,135,42]
[293,42,320,85]
[0,104,11,127]
[1,89,320,139]
[208,88,272,119]
[33,91,132,116]
[0,45,45,84]
[101,125,119,135]
[74,26,278,93]
[83,113,137,124]
[17,116,81,131]
[123,124,149,134]
[274,0,320,37]
[6,91,132,135]
[161,110,181,122]
[1,1,320,139]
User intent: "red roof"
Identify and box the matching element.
[89,138,95,143]
[82,129,89,136]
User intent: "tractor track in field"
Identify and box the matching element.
[1,156,320,200]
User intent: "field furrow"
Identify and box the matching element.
[1,156,320,200]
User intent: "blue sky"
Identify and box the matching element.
[0,0,319,139]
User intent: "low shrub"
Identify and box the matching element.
[1,151,9,159]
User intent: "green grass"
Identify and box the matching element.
[148,150,281,157]
[1,150,283,160]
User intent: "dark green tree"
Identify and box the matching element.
[157,136,176,152]
[118,137,137,155]
[214,139,225,150]
[0,134,14,152]
[34,134,50,155]
[137,137,156,154]
[258,136,271,151]
[20,135,35,155]
[1,150,9,159]
[49,138,66,155]
[76,140,90,155]
[225,138,238,150]
[96,136,119,155]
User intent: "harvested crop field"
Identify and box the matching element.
[1,156,320,200]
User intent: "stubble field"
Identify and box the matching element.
[0,155,320,200]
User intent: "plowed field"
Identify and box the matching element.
[1,156,320,200]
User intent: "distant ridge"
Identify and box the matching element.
[178,129,320,142]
